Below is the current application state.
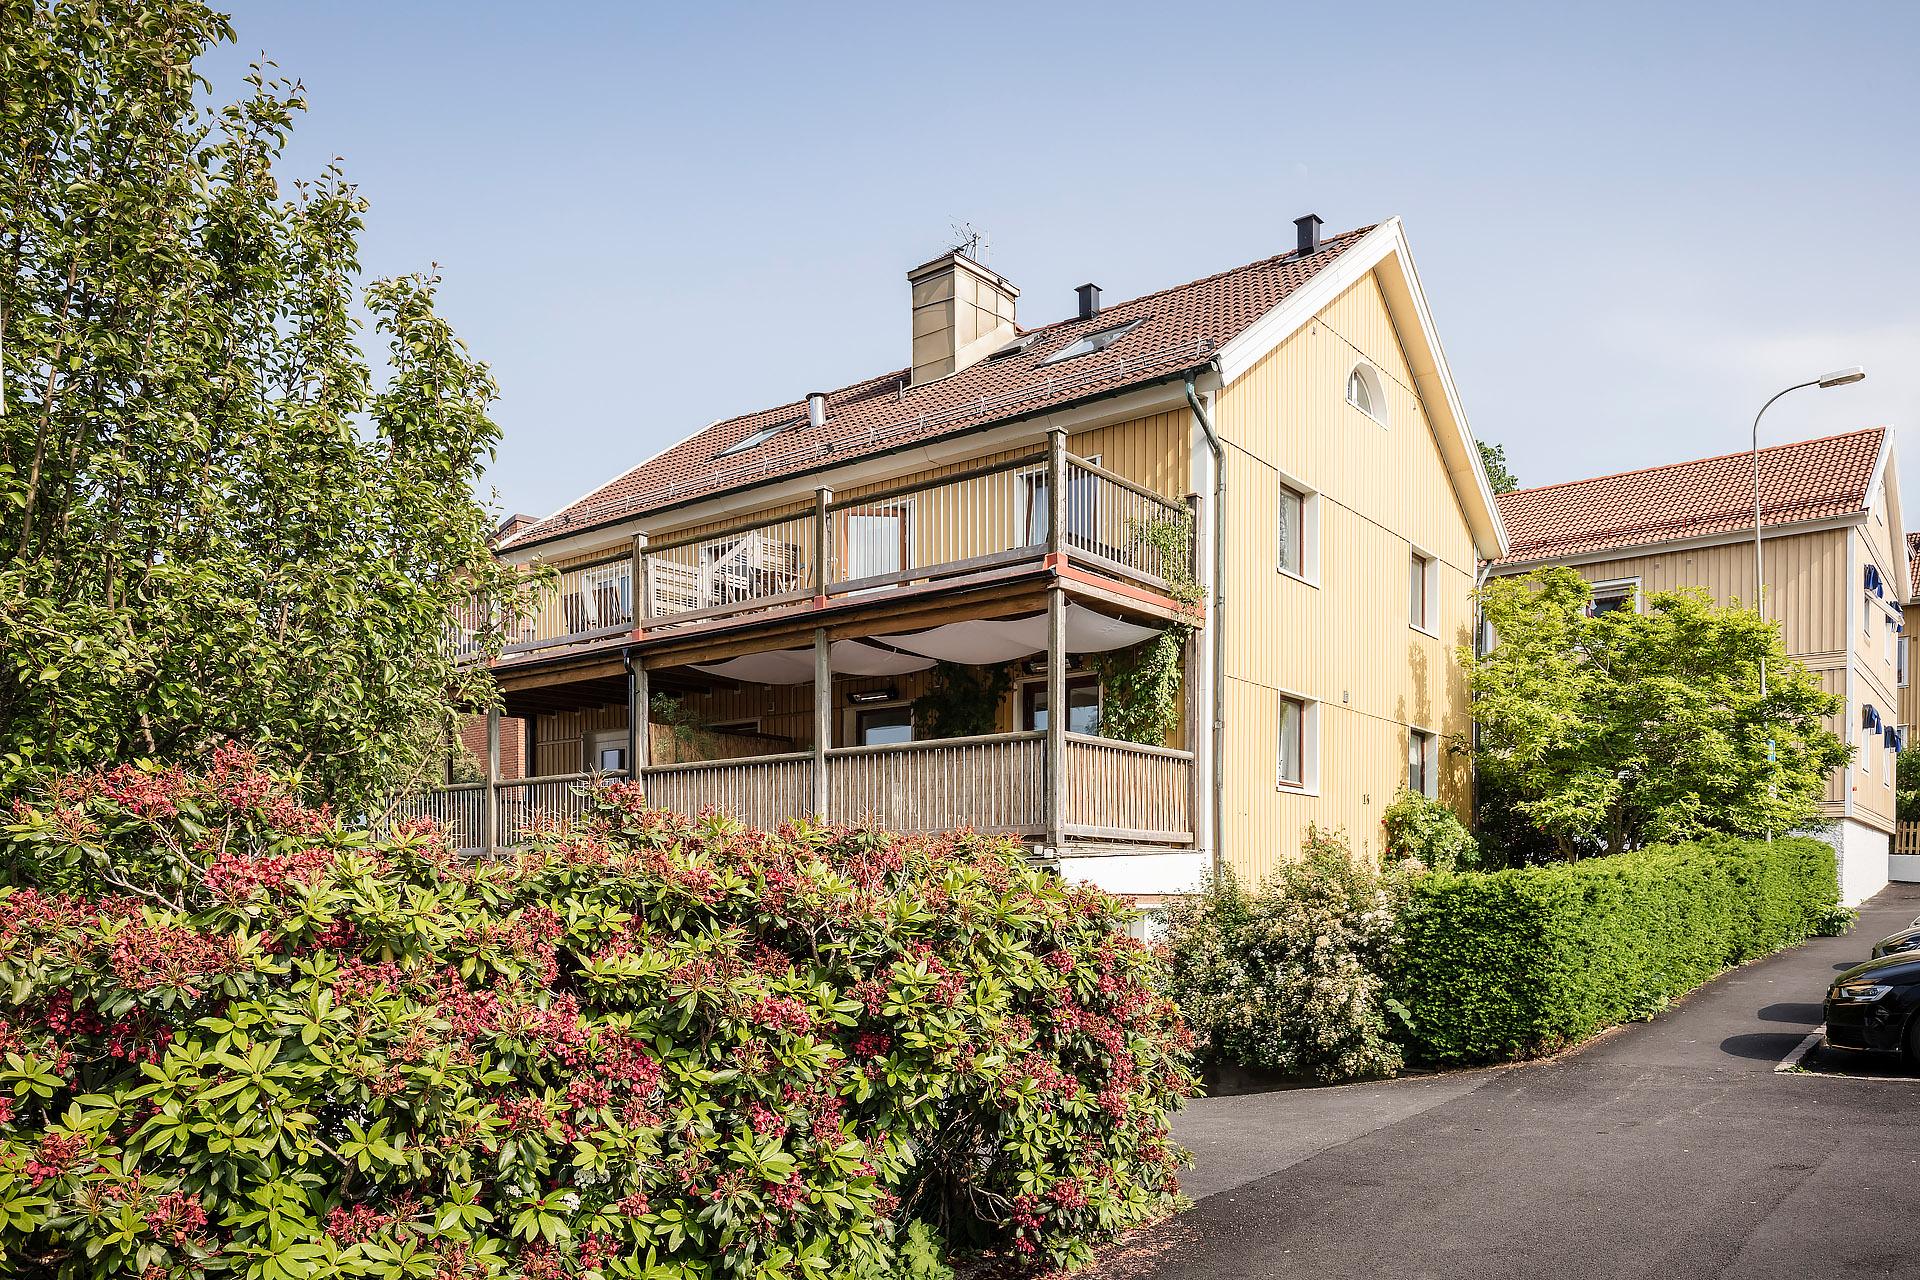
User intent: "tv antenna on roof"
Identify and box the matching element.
[947,220,987,263]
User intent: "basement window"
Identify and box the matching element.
[716,422,787,459]
[1042,318,1143,366]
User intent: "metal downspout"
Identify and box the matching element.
[1185,373,1226,875]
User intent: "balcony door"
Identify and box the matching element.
[1019,456,1100,551]
[842,501,912,583]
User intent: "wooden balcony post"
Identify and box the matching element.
[813,487,832,599]
[812,627,831,821]
[483,706,500,855]
[626,652,649,783]
[1046,429,1067,559]
[641,533,656,629]
[1046,585,1067,851]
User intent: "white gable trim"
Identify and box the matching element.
[1215,217,1508,559]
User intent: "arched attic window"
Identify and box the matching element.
[1346,362,1387,425]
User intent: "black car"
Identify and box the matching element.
[1825,953,1920,1064]
[1874,925,1920,960]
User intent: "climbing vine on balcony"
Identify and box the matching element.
[1089,512,1204,745]
[912,662,1016,739]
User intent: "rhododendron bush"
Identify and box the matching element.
[0,749,1194,1277]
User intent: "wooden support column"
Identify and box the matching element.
[812,627,831,821]
[638,533,655,626]
[813,487,833,601]
[625,652,648,782]
[1046,586,1068,852]
[1046,429,1067,558]
[483,706,501,854]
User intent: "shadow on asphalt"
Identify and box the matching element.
[1797,1043,1919,1080]
[1719,1031,1812,1061]
[1754,1001,1825,1023]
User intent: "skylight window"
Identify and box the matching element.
[988,335,1037,360]
[1041,318,1143,366]
[716,423,786,459]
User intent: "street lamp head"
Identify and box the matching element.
[1817,366,1867,388]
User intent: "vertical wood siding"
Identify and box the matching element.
[1213,272,1480,881]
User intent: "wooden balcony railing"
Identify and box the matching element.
[827,732,1048,835]
[478,449,1194,658]
[1061,734,1194,842]
[642,752,815,832]
[393,732,1193,853]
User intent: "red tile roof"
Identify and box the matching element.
[1493,428,1886,566]
[1907,531,1920,598]
[502,226,1379,550]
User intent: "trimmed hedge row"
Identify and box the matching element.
[1395,837,1837,1064]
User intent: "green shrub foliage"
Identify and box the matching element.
[1396,836,1838,1063]
[0,748,1195,1277]
[1379,791,1481,871]
[1157,829,1410,1082]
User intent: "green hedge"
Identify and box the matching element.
[1394,837,1837,1064]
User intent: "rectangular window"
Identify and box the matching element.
[1022,676,1101,735]
[855,707,913,747]
[1902,635,1910,689]
[1409,729,1434,797]
[585,729,628,775]
[1884,612,1896,665]
[1409,553,1433,630]
[1278,696,1306,788]
[1588,580,1636,615]
[1278,485,1305,576]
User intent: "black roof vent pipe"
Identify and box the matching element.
[1076,283,1101,321]
[1295,213,1323,255]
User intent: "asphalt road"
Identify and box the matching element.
[1123,882,1920,1280]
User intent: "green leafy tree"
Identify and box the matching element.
[0,0,534,808]
[1478,440,1519,494]
[1465,568,1849,857]
[1897,744,1920,822]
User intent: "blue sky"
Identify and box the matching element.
[206,1,1920,523]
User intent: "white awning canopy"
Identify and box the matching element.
[877,604,1162,665]
[691,639,937,685]
[685,605,1164,685]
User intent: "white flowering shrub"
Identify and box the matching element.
[1157,827,1414,1081]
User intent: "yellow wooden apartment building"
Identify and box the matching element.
[1492,428,1914,903]
[418,216,1508,903]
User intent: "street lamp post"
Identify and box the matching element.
[1750,365,1866,838]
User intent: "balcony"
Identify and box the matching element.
[431,431,1204,858]
[489,446,1194,661]
[389,731,1193,854]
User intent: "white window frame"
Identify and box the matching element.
[1345,361,1389,427]
[1587,576,1642,617]
[1409,546,1439,635]
[1275,690,1320,795]
[1408,727,1437,798]
[1883,610,1897,665]
[1275,469,1321,586]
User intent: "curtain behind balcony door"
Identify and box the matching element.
[845,504,908,580]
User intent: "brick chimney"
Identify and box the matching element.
[906,250,1019,386]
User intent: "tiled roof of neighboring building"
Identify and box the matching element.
[1493,427,1886,566]
[1907,531,1920,597]
[502,225,1379,550]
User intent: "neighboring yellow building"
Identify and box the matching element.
[1492,429,1912,904]
[418,216,1508,905]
